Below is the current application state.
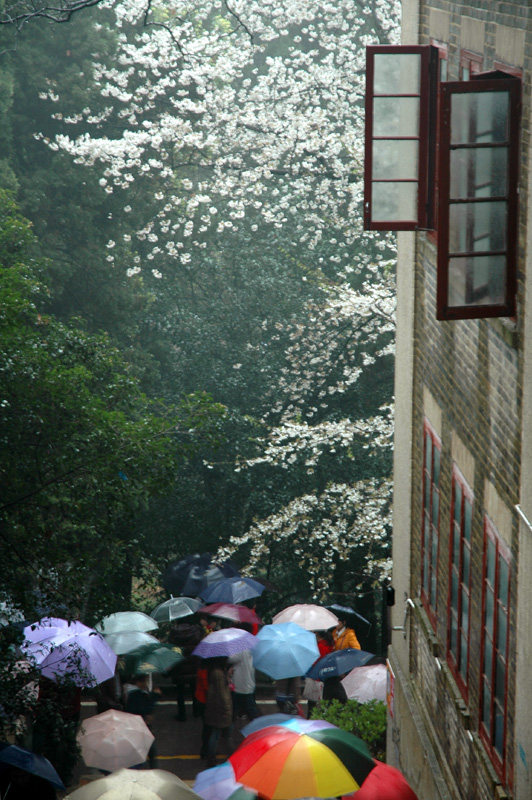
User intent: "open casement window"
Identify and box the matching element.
[436,76,521,320]
[447,466,473,699]
[364,45,439,230]
[480,518,511,781]
[421,420,441,629]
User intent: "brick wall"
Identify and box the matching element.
[402,1,532,797]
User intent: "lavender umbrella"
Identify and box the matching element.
[192,627,257,658]
[22,617,117,687]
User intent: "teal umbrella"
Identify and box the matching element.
[124,642,184,675]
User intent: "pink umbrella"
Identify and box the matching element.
[272,604,338,631]
[200,603,262,626]
[341,664,387,703]
[22,617,116,687]
[77,709,155,772]
[343,760,418,800]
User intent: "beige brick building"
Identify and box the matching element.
[365,2,532,798]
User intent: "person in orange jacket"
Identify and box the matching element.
[332,616,361,650]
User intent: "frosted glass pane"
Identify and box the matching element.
[373,97,420,137]
[374,53,421,95]
[448,255,506,307]
[372,182,417,222]
[450,147,508,199]
[451,91,509,145]
[449,201,507,253]
[372,140,419,179]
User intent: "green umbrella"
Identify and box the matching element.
[124,643,184,676]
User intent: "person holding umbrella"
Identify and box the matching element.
[203,657,234,767]
[332,614,361,651]
[124,674,162,768]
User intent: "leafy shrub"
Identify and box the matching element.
[311,698,387,760]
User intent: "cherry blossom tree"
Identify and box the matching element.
[28,0,401,613]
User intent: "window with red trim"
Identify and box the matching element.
[447,467,473,697]
[363,45,521,321]
[480,518,510,779]
[364,45,439,230]
[436,76,520,320]
[460,49,483,80]
[421,420,441,627]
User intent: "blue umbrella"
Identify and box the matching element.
[241,713,337,737]
[305,648,375,680]
[252,623,319,679]
[0,742,65,790]
[200,577,265,604]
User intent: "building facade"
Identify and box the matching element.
[370,2,532,798]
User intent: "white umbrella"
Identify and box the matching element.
[77,709,155,772]
[272,604,339,631]
[341,663,387,703]
[105,631,160,655]
[65,768,204,800]
[95,612,158,635]
[150,597,202,622]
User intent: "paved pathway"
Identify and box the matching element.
[67,683,286,795]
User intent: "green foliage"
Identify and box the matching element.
[311,698,387,761]
[0,190,227,620]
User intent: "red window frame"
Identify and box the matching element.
[460,49,483,80]
[480,518,511,781]
[364,45,439,230]
[447,466,473,699]
[436,76,521,320]
[421,419,441,629]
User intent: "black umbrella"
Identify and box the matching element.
[327,603,372,630]
[162,553,240,597]
[0,742,65,790]
[305,647,375,680]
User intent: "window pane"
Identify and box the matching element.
[450,610,458,652]
[482,681,491,726]
[495,653,506,703]
[449,201,507,253]
[425,432,432,470]
[485,587,494,633]
[372,140,419,180]
[371,182,418,222]
[374,53,421,95]
[432,487,439,526]
[431,525,438,562]
[433,447,440,484]
[452,526,460,564]
[423,553,429,592]
[461,588,469,634]
[424,472,430,509]
[447,255,506,307]
[454,484,462,523]
[373,97,420,137]
[497,605,508,657]
[484,632,493,677]
[451,91,510,145]
[450,147,508,199]
[494,705,504,756]
[498,557,509,605]
[464,499,472,543]
[451,568,459,607]
[487,536,496,586]
[430,571,437,607]
[460,633,468,678]
[463,541,470,584]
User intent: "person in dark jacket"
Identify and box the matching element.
[168,620,204,721]
[124,674,161,768]
[203,657,234,767]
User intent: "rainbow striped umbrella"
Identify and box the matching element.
[229,726,375,799]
